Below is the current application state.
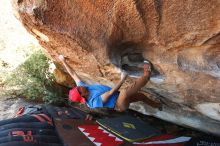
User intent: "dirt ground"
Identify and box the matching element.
[0,0,41,119]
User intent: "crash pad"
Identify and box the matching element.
[96,115,161,142]
[54,119,96,146]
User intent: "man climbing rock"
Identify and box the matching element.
[58,55,162,112]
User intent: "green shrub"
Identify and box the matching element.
[4,50,67,105]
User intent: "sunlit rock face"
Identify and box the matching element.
[12,0,220,135]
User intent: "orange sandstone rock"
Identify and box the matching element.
[12,0,220,135]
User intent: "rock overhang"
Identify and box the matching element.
[12,0,220,136]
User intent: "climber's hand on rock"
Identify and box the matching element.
[58,55,65,62]
[120,70,128,81]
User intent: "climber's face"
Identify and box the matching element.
[77,86,90,100]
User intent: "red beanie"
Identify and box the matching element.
[69,87,86,104]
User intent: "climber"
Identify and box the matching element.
[58,55,162,112]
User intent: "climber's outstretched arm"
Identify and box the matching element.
[58,55,81,83]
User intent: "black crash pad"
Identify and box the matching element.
[96,115,161,142]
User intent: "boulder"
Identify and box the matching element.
[12,0,220,135]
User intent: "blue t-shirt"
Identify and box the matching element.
[76,81,119,109]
